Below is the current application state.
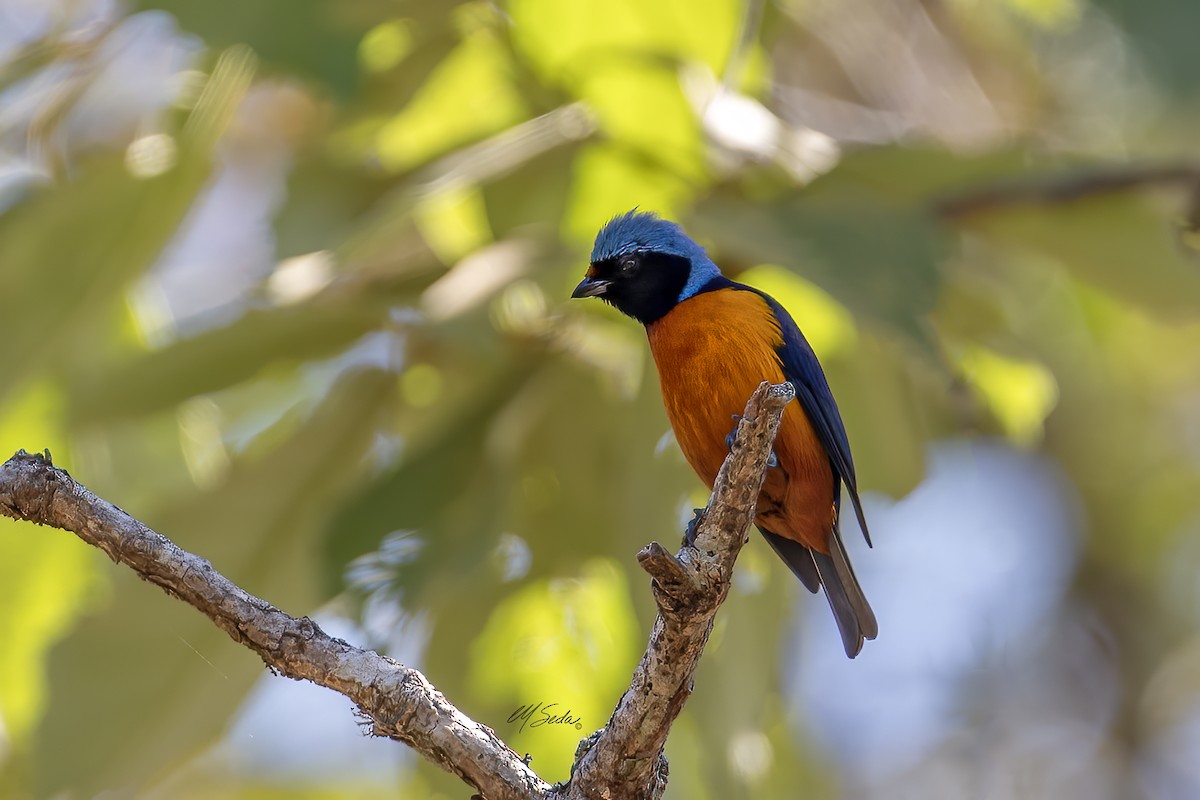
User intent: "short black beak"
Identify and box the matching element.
[571,277,611,298]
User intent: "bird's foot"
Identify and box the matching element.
[683,507,705,547]
[724,414,742,452]
[725,414,777,467]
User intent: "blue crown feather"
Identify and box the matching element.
[590,210,722,301]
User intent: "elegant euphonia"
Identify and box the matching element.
[571,210,877,658]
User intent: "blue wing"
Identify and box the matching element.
[742,284,872,547]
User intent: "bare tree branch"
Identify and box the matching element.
[0,450,551,800]
[0,380,793,800]
[558,380,795,800]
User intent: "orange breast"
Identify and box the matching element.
[646,288,836,553]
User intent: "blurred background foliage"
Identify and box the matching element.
[0,0,1199,798]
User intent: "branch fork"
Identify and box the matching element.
[0,381,794,800]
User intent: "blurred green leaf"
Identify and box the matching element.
[958,190,1200,320]
[508,0,740,85]
[693,188,945,344]
[576,61,704,180]
[374,24,529,172]
[564,143,695,244]
[70,272,427,424]
[360,12,464,108]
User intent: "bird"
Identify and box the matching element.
[571,209,877,658]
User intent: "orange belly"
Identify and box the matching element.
[646,288,835,553]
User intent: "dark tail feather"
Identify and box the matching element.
[829,528,878,641]
[811,529,878,658]
[759,525,878,658]
[758,526,820,593]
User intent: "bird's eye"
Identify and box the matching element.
[619,256,638,273]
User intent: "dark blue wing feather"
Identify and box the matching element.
[740,284,872,547]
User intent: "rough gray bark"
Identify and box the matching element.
[0,380,793,800]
